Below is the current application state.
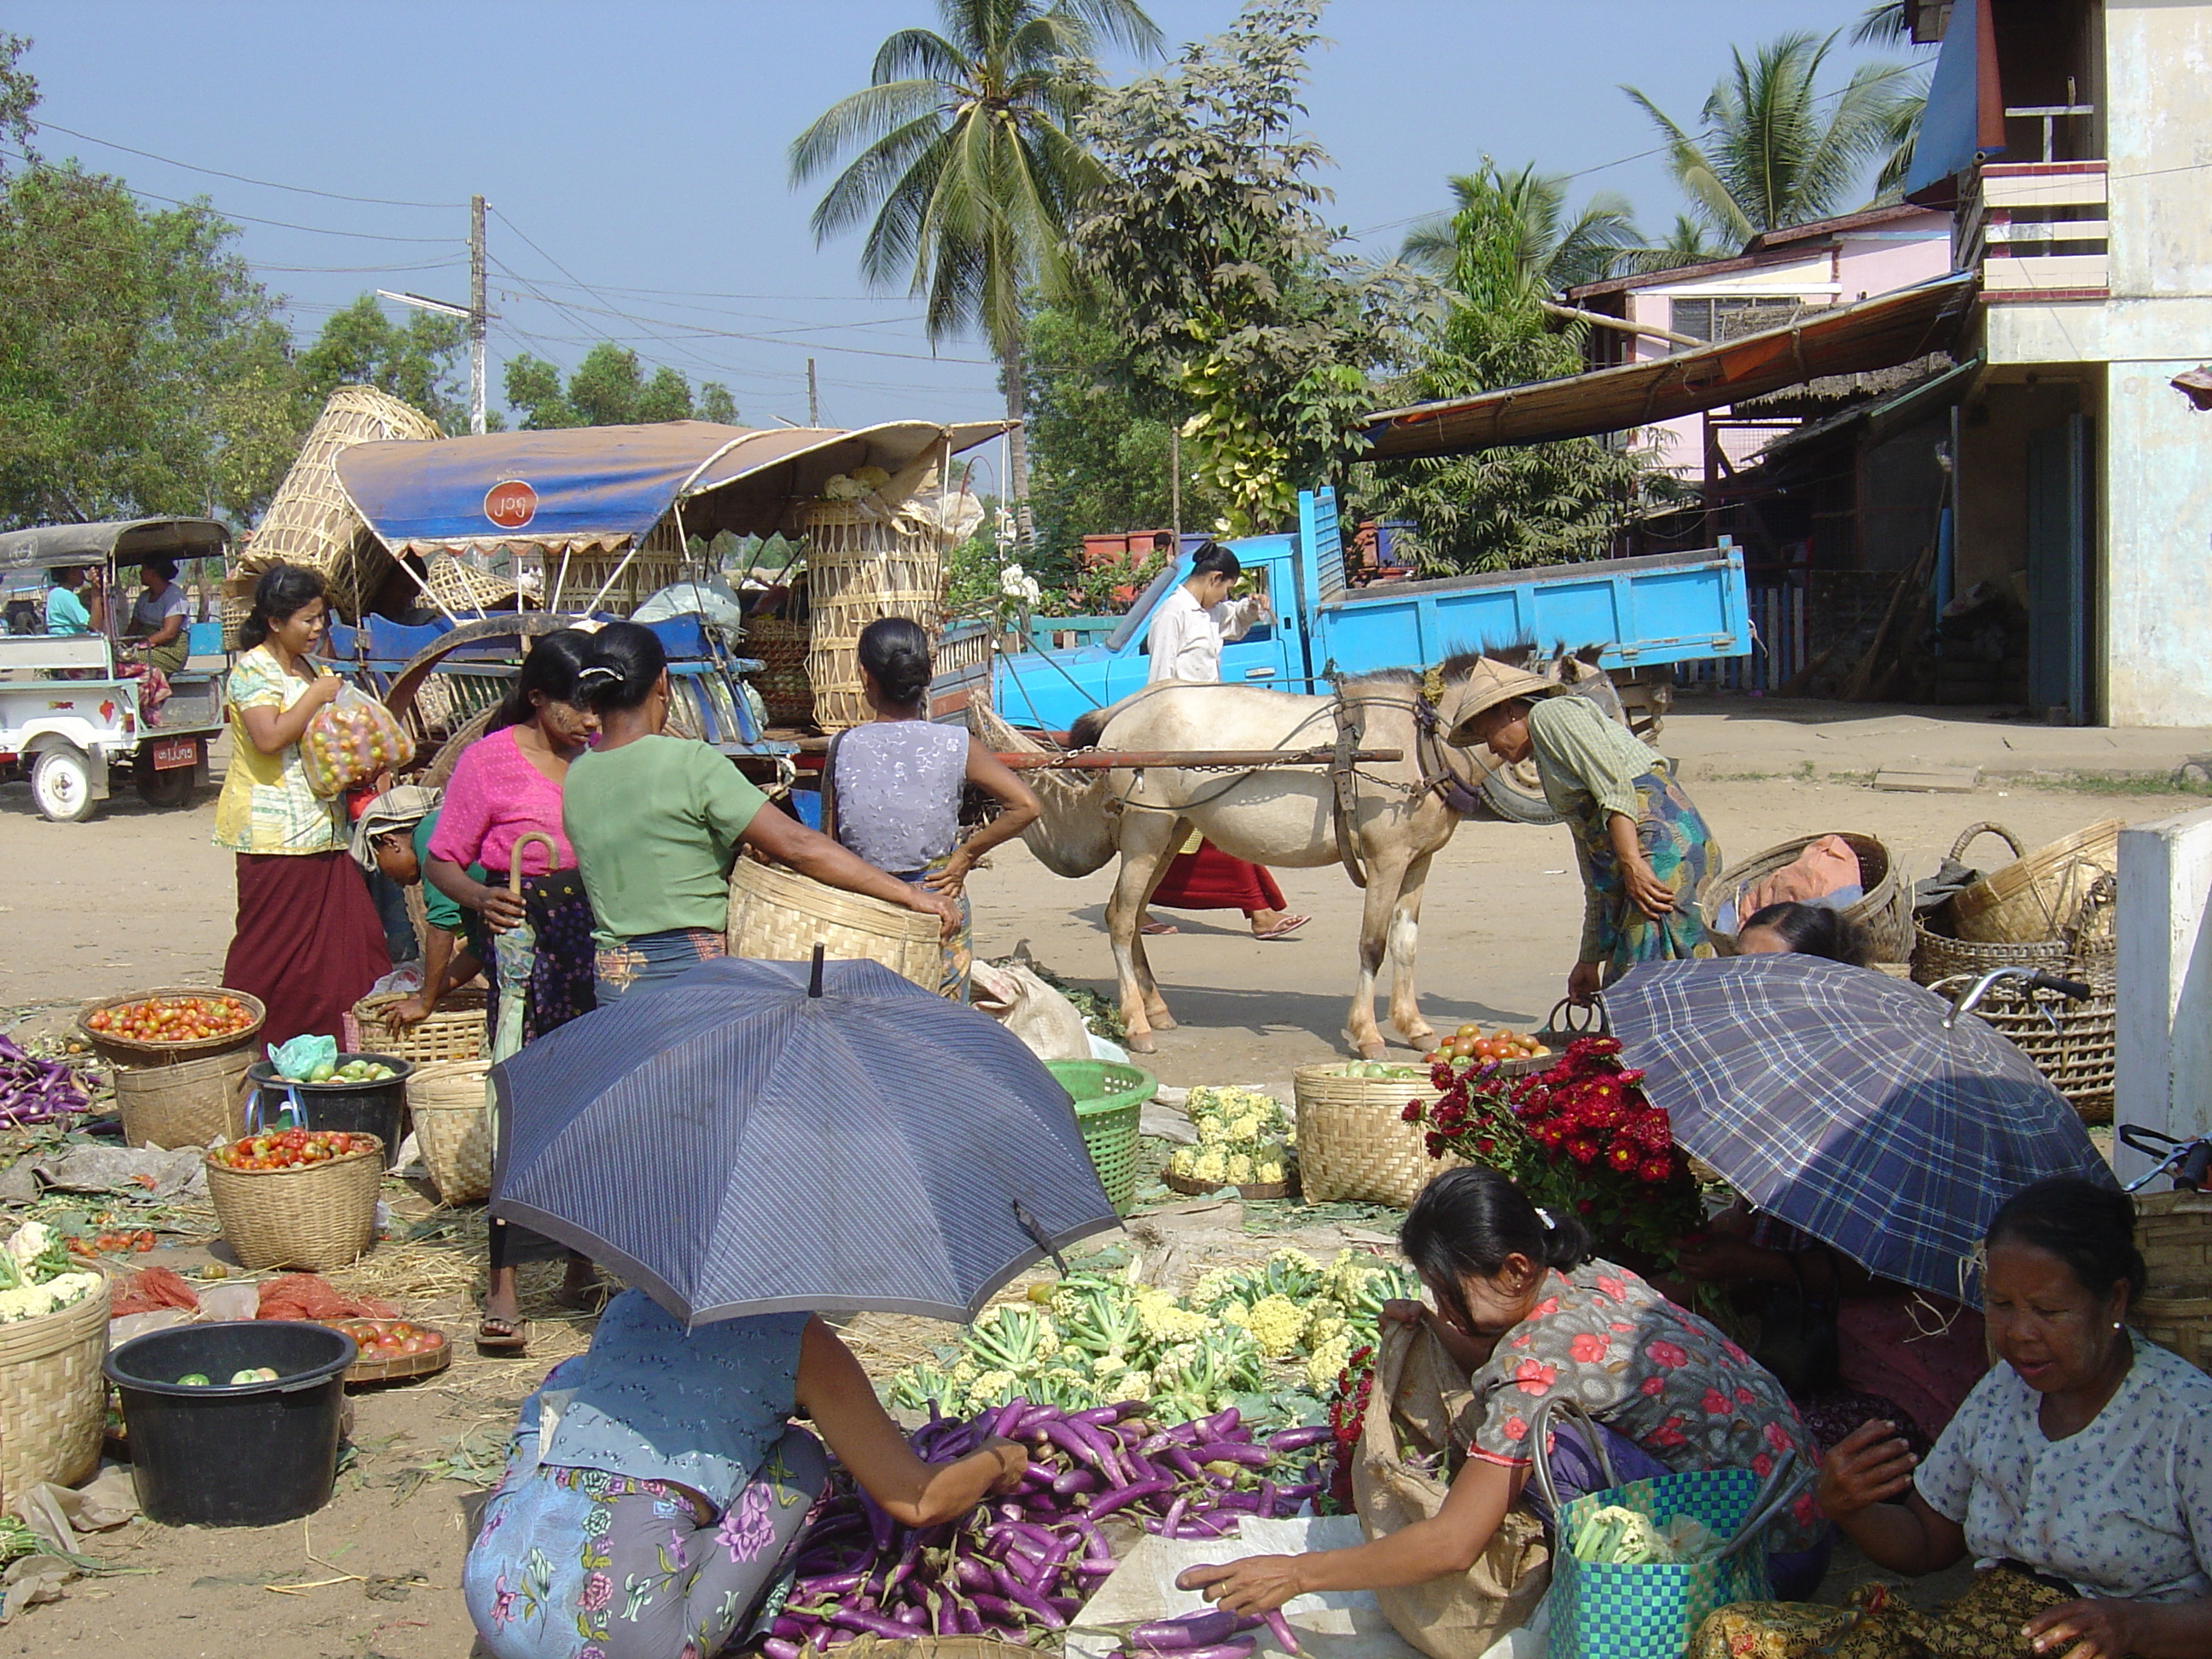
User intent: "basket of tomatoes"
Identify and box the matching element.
[320,1318,451,1383]
[205,1128,383,1272]
[1426,1022,1553,1080]
[79,988,265,1068]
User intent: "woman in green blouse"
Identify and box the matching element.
[1452,659,1721,1004]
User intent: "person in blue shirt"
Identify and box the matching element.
[44,566,103,636]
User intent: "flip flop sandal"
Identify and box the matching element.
[556,1282,609,1313]
[1253,915,1311,940]
[476,1314,527,1354]
[1140,922,1179,935]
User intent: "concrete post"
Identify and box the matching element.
[2115,806,2212,1185]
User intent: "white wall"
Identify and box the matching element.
[2115,806,2212,1185]
[2102,359,2212,725]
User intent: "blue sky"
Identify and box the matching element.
[9,2,1924,457]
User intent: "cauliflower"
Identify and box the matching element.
[850,464,893,491]
[1237,1295,1307,1359]
[4,1221,55,1266]
[967,1368,1017,1403]
[1226,1153,1255,1185]
[1152,1342,1201,1391]
[0,1272,97,1324]
[1305,1309,1349,1349]
[1254,1158,1286,1185]
[1132,1285,1211,1344]
[1304,1332,1355,1394]
[1190,1150,1229,1186]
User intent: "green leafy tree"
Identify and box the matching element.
[296,294,475,433]
[1362,168,1684,573]
[1073,0,1411,535]
[0,32,36,168]
[502,344,734,429]
[789,0,1161,515]
[1625,31,1923,242]
[1400,164,1641,292]
[0,160,299,525]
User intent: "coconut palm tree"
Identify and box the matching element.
[789,0,1161,515]
[1400,162,1642,294]
[1624,30,1923,243]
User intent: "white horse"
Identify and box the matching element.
[975,661,1508,1058]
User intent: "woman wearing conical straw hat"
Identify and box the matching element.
[1451,657,1721,1005]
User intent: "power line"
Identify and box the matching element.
[0,148,457,242]
[29,119,465,209]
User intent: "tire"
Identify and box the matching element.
[30,746,100,823]
[135,747,199,809]
[1480,761,1564,827]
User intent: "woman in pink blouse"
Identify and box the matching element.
[425,629,601,1351]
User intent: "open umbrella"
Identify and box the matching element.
[1602,953,2116,1297]
[490,952,1120,1325]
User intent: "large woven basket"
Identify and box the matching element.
[1703,831,1912,963]
[745,614,815,726]
[115,1047,253,1150]
[236,384,440,620]
[1924,952,2118,1122]
[425,553,527,616]
[726,855,941,992]
[2133,1189,2212,1373]
[206,1135,384,1271]
[796,498,941,732]
[351,990,488,1066]
[1294,1063,1463,1208]
[408,1061,492,1205]
[78,986,266,1069]
[1948,820,2122,945]
[0,1278,110,1505]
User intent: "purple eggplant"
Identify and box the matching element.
[1267,1425,1333,1452]
[1086,1475,1172,1520]
[1132,1610,1244,1649]
[1192,1442,1271,1468]
[1262,1609,1303,1655]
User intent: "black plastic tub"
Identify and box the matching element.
[105,1321,357,1527]
[247,1052,414,1153]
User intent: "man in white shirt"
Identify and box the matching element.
[1145,542,1268,684]
[1135,542,1308,940]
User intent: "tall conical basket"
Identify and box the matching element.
[796,498,941,732]
[231,384,442,631]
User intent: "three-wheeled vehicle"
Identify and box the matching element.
[0,518,229,823]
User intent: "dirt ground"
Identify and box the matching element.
[0,713,2193,1657]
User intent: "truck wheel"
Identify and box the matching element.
[30,747,100,823]
[135,749,199,809]
[1480,762,1563,827]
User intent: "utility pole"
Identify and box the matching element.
[1169,426,1182,544]
[469,195,487,435]
[806,358,819,427]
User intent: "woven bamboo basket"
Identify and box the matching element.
[0,1277,110,1505]
[1293,1063,1464,1208]
[1703,831,1912,963]
[351,991,488,1066]
[1924,952,2119,1122]
[425,554,527,616]
[727,855,941,992]
[1948,819,2122,945]
[796,498,941,732]
[236,385,440,620]
[219,591,254,651]
[407,1061,492,1205]
[206,1136,384,1271]
[115,1047,253,1150]
[78,986,266,1068]
[2133,1189,2212,1373]
[745,614,815,726]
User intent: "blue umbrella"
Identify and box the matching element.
[490,953,1120,1325]
[1603,953,2116,1297]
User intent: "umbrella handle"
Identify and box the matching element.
[510,832,558,892]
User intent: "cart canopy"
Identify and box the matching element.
[335,419,1010,559]
[0,517,230,574]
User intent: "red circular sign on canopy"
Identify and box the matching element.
[484,480,537,529]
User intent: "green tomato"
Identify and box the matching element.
[229,1369,265,1386]
[177,1373,210,1387]
[307,1061,336,1083]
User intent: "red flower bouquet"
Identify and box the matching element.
[1406,1036,1703,1270]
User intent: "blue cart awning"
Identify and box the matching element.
[335,418,1009,559]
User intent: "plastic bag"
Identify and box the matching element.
[300,684,414,797]
[268,1033,337,1083]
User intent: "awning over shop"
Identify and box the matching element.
[335,418,1010,559]
[1360,272,1978,462]
[1753,356,1982,464]
[0,517,230,574]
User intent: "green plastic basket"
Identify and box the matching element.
[1044,1058,1155,1214]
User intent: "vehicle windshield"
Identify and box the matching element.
[1104,561,1185,653]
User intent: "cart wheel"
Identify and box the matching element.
[134,748,198,809]
[30,746,100,823]
[1480,761,1563,827]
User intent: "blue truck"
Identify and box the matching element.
[973,488,1752,822]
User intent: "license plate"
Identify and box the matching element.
[149,737,198,771]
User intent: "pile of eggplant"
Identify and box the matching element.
[0,1035,88,1126]
[765,1400,1331,1655]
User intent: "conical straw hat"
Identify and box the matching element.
[1442,658,1560,748]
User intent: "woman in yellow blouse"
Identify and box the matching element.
[212,565,387,1049]
[1451,660,1720,1004]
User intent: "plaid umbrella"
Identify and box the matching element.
[491,953,1120,1325]
[1603,954,2116,1296]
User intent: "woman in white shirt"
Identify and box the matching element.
[1695,1176,2212,1659]
[1138,543,1307,940]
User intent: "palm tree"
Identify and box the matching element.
[1625,212,1732,275]
[1400,162,1642,294]
[789,0,1161,516]
[1624,30,1923,244]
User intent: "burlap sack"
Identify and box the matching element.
[1351,1321,1551,1659]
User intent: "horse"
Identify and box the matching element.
[972,655,1523,1059]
